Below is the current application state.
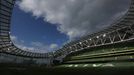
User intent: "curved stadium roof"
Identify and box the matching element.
[0,0,134,58]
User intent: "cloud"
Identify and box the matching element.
[31,41,58,51]
[50,44,58,49]
[18,0,130,39]
[10,35,58,53]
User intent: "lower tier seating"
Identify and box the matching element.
[62,41,134,64]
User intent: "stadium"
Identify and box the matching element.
[0,0,134,74]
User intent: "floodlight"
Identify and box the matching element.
[103,34,106,37]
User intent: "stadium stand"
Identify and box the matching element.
[0,0,54,66]
[63,40,134,63]
[52,0,134,68]
[0,0,134,70]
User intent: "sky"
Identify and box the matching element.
[10,0,131,53]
